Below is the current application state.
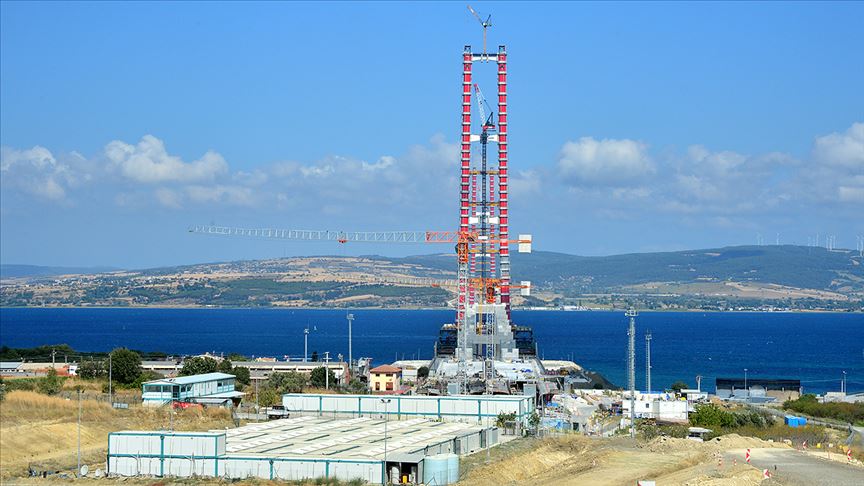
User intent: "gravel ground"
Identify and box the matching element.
[724,448,864,486]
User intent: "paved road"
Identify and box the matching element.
[724,448,864,486]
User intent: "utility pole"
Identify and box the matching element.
[696,375,702,392]
[645,331,652,394]
[380,398,392,483]
[347,313,354,379]
[324,352,330,390]
[626,309,637,439]
[744,368,749,403]
[304,326,310,363]
[842,371,847,394]
[77,389,82,477]
[108,353,113,406]
[52,348,56,369]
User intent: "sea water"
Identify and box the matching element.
[1,308,861,394]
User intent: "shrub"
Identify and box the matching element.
[78,359,106,379]
[268,371,306,393]
[38,368,64,395]
[784,394,864,425]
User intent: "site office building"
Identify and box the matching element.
[142,372,244,407]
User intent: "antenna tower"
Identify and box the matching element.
[626,309,638,438]
[645,331,652,393]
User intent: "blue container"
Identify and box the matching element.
[784,415,799,427]
[798,417,807,426]
[423,454,450,485]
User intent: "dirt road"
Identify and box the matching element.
[724,448,864,486]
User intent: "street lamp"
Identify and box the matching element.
[842,371,847,394]
[304,325,316,362]
[380,398,392,484]
[347,313,354,379]
[744,368,748,402]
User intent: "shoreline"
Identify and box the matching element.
[1,305,860,314]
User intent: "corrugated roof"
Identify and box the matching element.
[144,372,234,385]
[370,365,401,373]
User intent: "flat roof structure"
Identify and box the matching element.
[222,416,489,461]
[108,416,497,483]
[145,372,235,385]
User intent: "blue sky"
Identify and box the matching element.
[1,1,862,268]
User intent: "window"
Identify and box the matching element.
[375,382,381,391]
[386,382,394,391]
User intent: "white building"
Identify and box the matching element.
[142,372,244,407]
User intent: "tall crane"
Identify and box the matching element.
[467,5,492,59]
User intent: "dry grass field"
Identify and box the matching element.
[458,433,791,486]
[0,390,233,480]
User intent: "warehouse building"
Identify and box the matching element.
[282,393,535,426]
[715,378,801,402]
[107,415,497,483]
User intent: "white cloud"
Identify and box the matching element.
[558,137,654,185]
[105,135,227,183]
[811,122,864,169]
[0,145,74,201]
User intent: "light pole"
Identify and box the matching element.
[347,313,354,379]
[304,325,315,362]
[744,368,748,402]
[381,398,392,484]
[324,352,331,390]
[842,371,847,394]
[108,353,113,406]
[77,389,82,477]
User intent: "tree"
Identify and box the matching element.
[309,366,336,389]
[217,359,233,374]
[258,387,280,407]
[38,368,63,395]
[310,351,319,363]
[0,376,6,402]
[109,348,142,385]
[417,366,430,380]
[180,356,219,376]
[78,359,106,379]
[670,381,689,393]
[268,371,306,393]
[232,366,251,385]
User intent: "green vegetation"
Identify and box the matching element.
[77,359,106,379]
[784,394,864,425]
[180,356,220,376]
[689,403,774,428]
[309,366,337,388]
[109,348,142,385]
[37,368,64,395]
[417,366,430,380]
[495,411,517,428]
[0,344,166,361]
[669,381,689,393]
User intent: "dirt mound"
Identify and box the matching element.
[705,434,788,451]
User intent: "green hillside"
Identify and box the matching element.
[396,245,864,294]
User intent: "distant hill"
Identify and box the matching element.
[394,245,864,294]
[1,246,861,310]
[0,264,120,279]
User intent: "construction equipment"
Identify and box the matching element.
[190,36,539,395]
[467,5,492,59]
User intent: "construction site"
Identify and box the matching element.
[3,6,863,486]
[191,6,548,400]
